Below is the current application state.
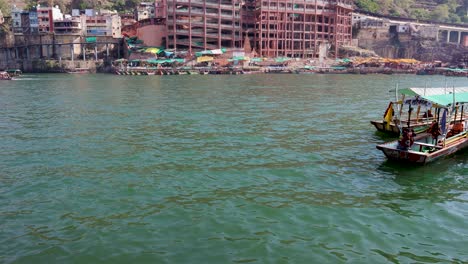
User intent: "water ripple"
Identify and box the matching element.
[1,74,467,263]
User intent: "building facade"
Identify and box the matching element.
[37,5,64,33]
[154,0,166,18]
[166,0,243,52]
[29,11,39,34]
[136,2,156,21]
[54,16,86,35]
[163,0,353,58]
[85,14,122,38]
[11,6,24,34]
[255,0,353,58]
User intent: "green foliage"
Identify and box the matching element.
[354,0,467,24]
[430,4,450,21]
[356,0,379,13]
[411,8,430,20]
[0,0,10,16]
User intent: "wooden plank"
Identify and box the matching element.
[413,142,443,149]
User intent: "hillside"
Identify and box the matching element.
[355,0,468,24]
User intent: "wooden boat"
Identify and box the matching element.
[371,86,468,136]
[6,69,22,77]
[376,130,468,165]
[377,93,468,165]
[0,71,12,80]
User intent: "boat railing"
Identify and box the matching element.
[443,130,467,146]
[412,141,443,152]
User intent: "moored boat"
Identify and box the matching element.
[6,69,22,77]
[371,86,468,136]
[376,130,468,165]
[377,92,468,165]
[0,71,12,80]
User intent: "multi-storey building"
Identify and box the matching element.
[54,15,86,35]
[254,0,353,58]
[29,11,39,34]
[37,5,64,33]
[85,13,122,38]
[20,11,31,34]
[11,6,24,34]
[136,2,156,21]
[11,7,39,35]
[163,0,352,58]
[154,0,166,18]
[166,0,243,52]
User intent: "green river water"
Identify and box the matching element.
[0,74,467,263]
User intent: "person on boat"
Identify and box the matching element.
[426,120,441,144]
[397,128,415,150]
[421,110,433,118]
[447,122,464,138]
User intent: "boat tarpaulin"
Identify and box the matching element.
[275,57,290,63]
[144,47,161,54]
[197,56,214,63]
[146,58,185,64]
[229,56,250,61]
[195,48,226,57]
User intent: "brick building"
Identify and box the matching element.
[162,0,353,58]
[254,0,353,58]
[165,0,243,52]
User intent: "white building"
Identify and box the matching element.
[11,6,23,33]
[135,2,155,21]
[37,4,64,33]
[85,12,122,38]
[29,11,39,34]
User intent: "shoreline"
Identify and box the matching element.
[2,59,467,77]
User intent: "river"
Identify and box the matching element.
[1,74,467,263]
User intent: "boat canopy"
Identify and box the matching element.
[399,87,468,97]
[422,92,468,107]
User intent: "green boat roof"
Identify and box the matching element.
[422,92,468,106]
[399,87,468,97]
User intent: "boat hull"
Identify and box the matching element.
[370,120,430,135]
[376,133,468,165]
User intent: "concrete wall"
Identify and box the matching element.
[136,25,165,46]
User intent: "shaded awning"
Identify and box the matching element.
[146,58,185,64]
[228,56,250,61]
[197,56,214,63]
[195,48,227,57]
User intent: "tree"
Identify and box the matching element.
[431,4,450,22]
[0,0,10,16]
[356,0,379,13]
[411,8,430,20]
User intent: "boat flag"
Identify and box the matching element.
[383,102,393,130]
[440,108,447,135]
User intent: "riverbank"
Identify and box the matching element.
[2,58,467,77]
[112,65,466,77]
